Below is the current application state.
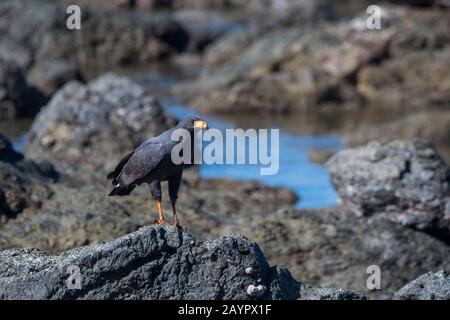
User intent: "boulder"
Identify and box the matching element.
[24,73,176,174]
[0,0,189,73]
[326,139,450,242]
[0,224,365,300]
[0,185,137,252]
[27,59,83,97]
[185,5,449,115]
[394,271,450,300]
[0,59,46,119]
[0,0,190,118]
[342,110,450,164]
[224,207,450,299]
[0,134,58,224]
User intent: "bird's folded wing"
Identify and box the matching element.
[118,140,170,186]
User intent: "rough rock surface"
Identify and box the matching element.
[0,0,189,118]
[0,224,365,300]
[225,207,450,299]
[394,271,450,300]
[184,5,449,114]
[0,175,297,253]
[27,59,83,97]
[326,139,450,242]
[0,134,58,224]
[0,0,189,72]
[342,110,450,163]
[24,73,176,174]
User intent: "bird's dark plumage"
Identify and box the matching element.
[107,115,208,228]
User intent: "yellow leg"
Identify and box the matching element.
[154,199,164,224]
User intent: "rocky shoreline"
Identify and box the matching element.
[0,0,449,300]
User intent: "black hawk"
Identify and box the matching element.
[107,116,208,228]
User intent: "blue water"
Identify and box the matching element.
[162,101,344,208]
[12,133,28,151]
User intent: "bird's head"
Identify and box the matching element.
[177,116,208,132]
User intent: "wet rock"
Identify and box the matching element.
[0,135,57,224]
[27,59,83,97]
[0,59,46,119]
[326,139,450,242]
[24,73,176,174]
[394,270,450,300]
[0,224,365,300]
[225,207,450,299]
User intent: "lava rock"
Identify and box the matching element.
[0,59,46,119]
[342,111,450,161]
[0,224,365,300]
[0,0,189,73]
[0,135,59,224]
[184,5,449,115]
[224,207,450,299]
[1,133,297,253]
[0,134,23,163]
[326,139,450,242]
[394,271,450,300]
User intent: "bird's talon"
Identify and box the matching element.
[154,219,165,225]
[174,223,186,230]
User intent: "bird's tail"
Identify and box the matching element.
[108,184,136,197]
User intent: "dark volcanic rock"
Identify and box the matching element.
[0,59,46,119]
[24,73,176,174]
[185,5,449,115]
[326,139,450,242]
[0,185,137,252]
[0,0,189,73]
[0,134,22,163]
[225,207,450,299]
[0,0,189,117]
[394,271,450,300]
[342,111,450,149]
[27,59,83,97]
[0,161,52,224]
[0,134,58,224]
[0,224,364,300]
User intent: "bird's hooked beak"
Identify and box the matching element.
[194,120,208,130]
